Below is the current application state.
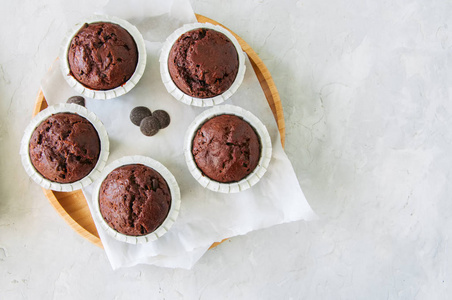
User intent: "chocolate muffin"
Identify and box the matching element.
[98,164,171,236]
[68,22,138,90]
[168,28,239,98]
[192,114,261,183]
[29,113,100,183]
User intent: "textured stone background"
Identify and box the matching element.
[1,0,451,298]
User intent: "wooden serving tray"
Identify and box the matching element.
[32,14,285,249]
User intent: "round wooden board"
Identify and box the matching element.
[32,14,285,249]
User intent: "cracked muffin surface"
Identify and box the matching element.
[29,113,100,183]
[168,28,239,98]
[98,164,171,236]
[192,114,261,183]
[68,22,138,90]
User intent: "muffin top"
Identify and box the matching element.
[98,164,171,236]
[68,22,138,90]
[29,113,100,183]
[168,28,239,98]
[192,114,261,183]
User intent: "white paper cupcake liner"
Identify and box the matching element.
[60,15,147,100]
[92,155,181,244]
[159,23,246,107]
[20,103,110,191]
[184,104,272,193]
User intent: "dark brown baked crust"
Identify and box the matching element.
[68,22,138,90]
[168,28,239,98]
[99,164,171,236]
[29,113,100,183]
[192,114,260,183]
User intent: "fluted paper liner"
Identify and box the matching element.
[184,104,272,193]
[60,15,147,100]
[159,23,246,107]
[20,103,110,191]
[92,155,181,244]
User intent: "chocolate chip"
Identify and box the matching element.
[153,110,170,129]
[152,178,159,190]
[130,106,152,126]
[67,96,85,107]
[140,116,160,136]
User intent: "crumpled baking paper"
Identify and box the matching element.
[40,0,316,269]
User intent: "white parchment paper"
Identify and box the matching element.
[40,0,316,269]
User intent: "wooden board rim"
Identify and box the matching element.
[32,14,285,250]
